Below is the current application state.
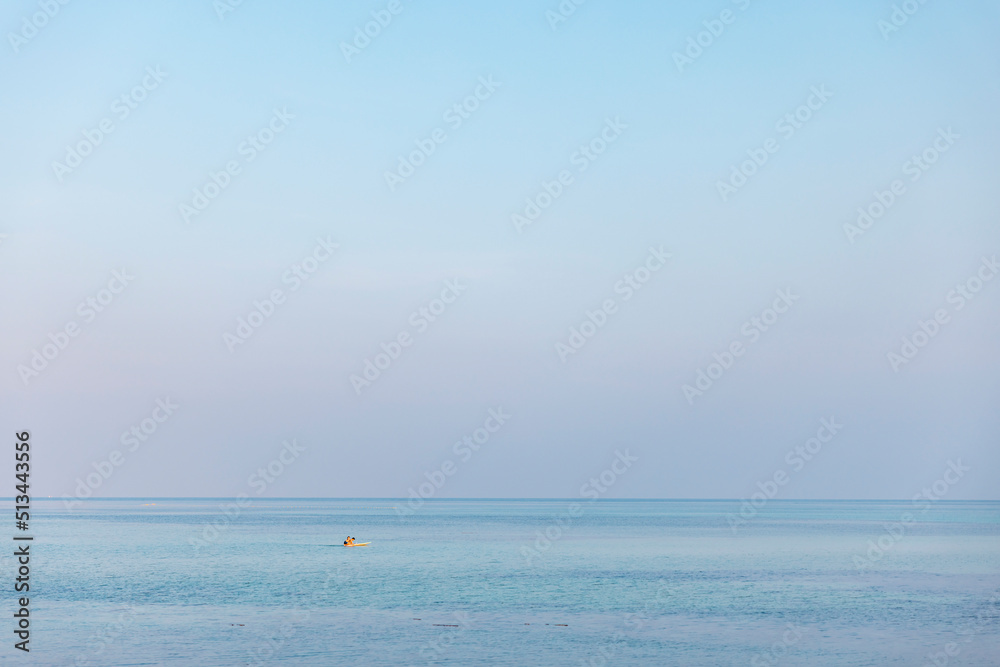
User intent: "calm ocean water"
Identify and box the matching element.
[6,499,999,666]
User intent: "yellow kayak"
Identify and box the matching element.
[343,542,370,547]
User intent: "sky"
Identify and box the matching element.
[1,0,998,501]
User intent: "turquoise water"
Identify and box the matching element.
[8,499,1000,665]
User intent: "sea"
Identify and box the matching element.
[6,499,999,666]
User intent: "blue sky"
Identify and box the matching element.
[1,0,998,500]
